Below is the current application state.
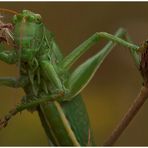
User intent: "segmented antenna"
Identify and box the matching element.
[0,8,18,15]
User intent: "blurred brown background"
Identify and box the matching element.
[0,2,148,146]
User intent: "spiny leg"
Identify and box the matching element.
[0,49,17,64]
[0,54,65,128]
[36,29,140,101]
[124,32,140,67]
[60,28,139,71]
[61,28,140,98]
[0,76,28,88]
[0,77,19,87]
[0,49,26,127]
[0,92,64,128]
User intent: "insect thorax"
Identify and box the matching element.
[17,27,58,103]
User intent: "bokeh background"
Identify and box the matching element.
[0,2,148,146]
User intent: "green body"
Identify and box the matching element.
[38,95,94,146]
[13,12,94,146]
[0,10,140,146]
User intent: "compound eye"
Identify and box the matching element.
[35,14,42,23]
[36,14,41,19]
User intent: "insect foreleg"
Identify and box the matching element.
[0,50,17,64]
[60,28,139,71]
[0,76,28,88]
[0,77,20,88]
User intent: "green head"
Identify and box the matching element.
[13,10,42,25]
[13,10,44,62]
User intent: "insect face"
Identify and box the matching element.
[12,10,43,62]
[13,10,42,25]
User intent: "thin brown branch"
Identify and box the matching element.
[103,86,148,146]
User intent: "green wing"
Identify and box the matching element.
[38,27,95,146]
[61,94,95,146]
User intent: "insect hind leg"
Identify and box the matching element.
[63,28,140,99]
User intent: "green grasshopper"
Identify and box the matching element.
[0,9,140,146]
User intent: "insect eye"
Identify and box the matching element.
[36,18,41,24]
[35,14,42,23]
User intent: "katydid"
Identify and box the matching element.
[0,9,140,146]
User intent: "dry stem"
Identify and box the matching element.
[103,86,148,146]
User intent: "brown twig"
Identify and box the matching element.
[103,86,148,146]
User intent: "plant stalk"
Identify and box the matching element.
[103,86,148,146]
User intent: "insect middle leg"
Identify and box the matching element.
[0,76,28,88]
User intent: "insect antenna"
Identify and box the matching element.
[0,8,18,15]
